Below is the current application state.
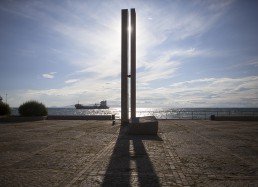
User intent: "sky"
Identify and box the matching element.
[0,0,258,108]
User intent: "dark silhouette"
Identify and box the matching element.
[102,124,162,186]
[121,9,129,124]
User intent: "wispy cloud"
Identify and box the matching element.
[42,72,56,79]
[137,76,258,107]
[139,0,234,43]
[0,0,232,82]
[65,79,80,84]
[170,78,216,87]
[246,57,258,67]
[4,0,257,108]
[18,75,121,106]
[17,75,258,107]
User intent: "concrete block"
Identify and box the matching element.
[127,116,158,135]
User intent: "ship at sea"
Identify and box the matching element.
[75,100,109,109]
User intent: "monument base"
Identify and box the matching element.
[127,116,158,135]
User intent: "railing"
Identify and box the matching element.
[133,110,258,120]
[11,108,257,120]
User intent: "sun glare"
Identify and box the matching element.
[128,26,131,33]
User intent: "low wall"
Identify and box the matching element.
[0,115,115,123]
[47,115,114,120]
[0,116,47,123]
[211,115,258,121]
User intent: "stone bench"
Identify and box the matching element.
[127,116,158,135]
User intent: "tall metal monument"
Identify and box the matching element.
[131,9,136,120]
[121,9,128,124]
[121,8,136,124]
[121,9,158,134]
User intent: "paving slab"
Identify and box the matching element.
[0,120,258,186]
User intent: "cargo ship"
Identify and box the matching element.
[75,100,109,109]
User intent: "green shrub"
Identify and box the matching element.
[18,100,48,116]
[0,102,11,116]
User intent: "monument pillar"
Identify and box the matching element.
[121,9,129,124]
[121,8,137,124]
[131,8,136,119]
[121,8,158,134]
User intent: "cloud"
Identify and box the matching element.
[32,0,221,84]
[42,72,56,79]
[65,79,80,84]
[170,78,216,87]
[15,75,121,107]
[247,57,258,67]
[137,76,258,107]
[139,0,233,44]
[137,47,209,84]
[207,0,235,12]
[1,0,231,81]
[4,0,256,108]
[14,75,257,108]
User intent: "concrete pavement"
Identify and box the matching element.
[0,120,258,186]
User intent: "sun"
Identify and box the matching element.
[128,25,131,33]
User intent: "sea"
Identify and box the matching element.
[11,107,258,120]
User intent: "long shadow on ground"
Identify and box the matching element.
[102,124,162,187]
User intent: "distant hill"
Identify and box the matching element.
[48,105,74,108]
